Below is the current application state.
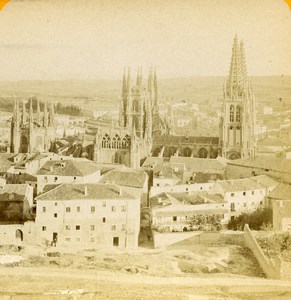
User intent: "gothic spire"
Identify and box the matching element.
[122,67,127,95]
[227,34,243,97]
[240,40,247,82]
[148,67,153,92]
[22,100,27,125]
[153,67,158,107]
[49,101,55,126]
[43,100,48,128]
[127,67,131,92]
[29,99,33,127]
[37,99,41,123]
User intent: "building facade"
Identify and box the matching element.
[35,183,140,248]
[10,99,57,154]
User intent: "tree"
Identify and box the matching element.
[227,207,272,231]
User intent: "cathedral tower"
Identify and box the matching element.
[220,35,256,159]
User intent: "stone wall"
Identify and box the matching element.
[152,231,244,248]
[243,224,281,279]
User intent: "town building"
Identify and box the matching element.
[35,183,140,248]
[273,200,291,232]
[150,191,228,233]
[99,166,149,207]
[212,178,266,220]
[0,178,34,224]
[36,158,101,194]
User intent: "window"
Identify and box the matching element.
[230,105,234,122]
[121,205,126,212]
[102,201,106,207]
[231,203,235,211]
[244,203,247,207]
[65,225,70,230]
[54,202,57,206]
[42,207,46,213]
[236,105,241,122]
[243,192,246,196]
[74,176,77,181]
[157,183,160,187]
[260,201,263,205]
[112,206,116,212]
[231,193,235,197]
[91,206,95,213]
[54,177,58,182]
[54,213,57,218]
[66,207,71,213]
[111,225,116,231]
[252,191,254,195]
[121,224,126,231]
[103,217,106,223]
[76,225,80,230]
[44,176,48,182]
[42,226,46,231]
[77,206,80,212]
[173,216,177,222]
[90,225,95,231]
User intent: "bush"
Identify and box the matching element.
[227,208,272,231]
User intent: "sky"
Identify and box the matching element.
[0,0,290,80]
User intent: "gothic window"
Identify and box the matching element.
[112,134,121,149]
[229,105,234,122]
[121,134,130,149]
[102,134,111,148]
[236,106,241,122]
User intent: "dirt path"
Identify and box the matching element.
[0,266,291,299]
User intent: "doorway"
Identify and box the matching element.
[53,232,58,243]
[15,229,23,242]
[113,237,119,247]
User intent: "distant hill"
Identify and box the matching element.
[0,76,290,114]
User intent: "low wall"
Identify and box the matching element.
[243,224,281,279]
[0,222,37,247]
[152,231,244,248]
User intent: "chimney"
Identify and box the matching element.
[119,188,123,196]
[158,197,162,204]
[84,186,88,196]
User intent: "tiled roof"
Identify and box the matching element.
[259,136,290,147]
[215,178,264,193]
[170,157,225,173]
[268,183,291,200]
[35,183,136,201]
[228,157,291,174]
[37,159,100,177]
[99,168,147,188]
[153,135,219,145]
[250,175,279,188]
[0,184,29,202]
[142,157,165,168]
[0,154,16,173]
[153,164,182,180]
[150,191,225,208]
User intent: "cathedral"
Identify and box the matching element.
[85,67,163,168]
[10,99,56,153]
[219,35,257,159]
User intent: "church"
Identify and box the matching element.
[10,99,56,153]
[83,67,164,168]
[219,35,257,159]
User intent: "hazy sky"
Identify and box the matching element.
[0,0,290,80]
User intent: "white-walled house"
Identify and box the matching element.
[150,191,228,233]
[212,178,266,219]
[36,158,101,194]
[35,183,140,249]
